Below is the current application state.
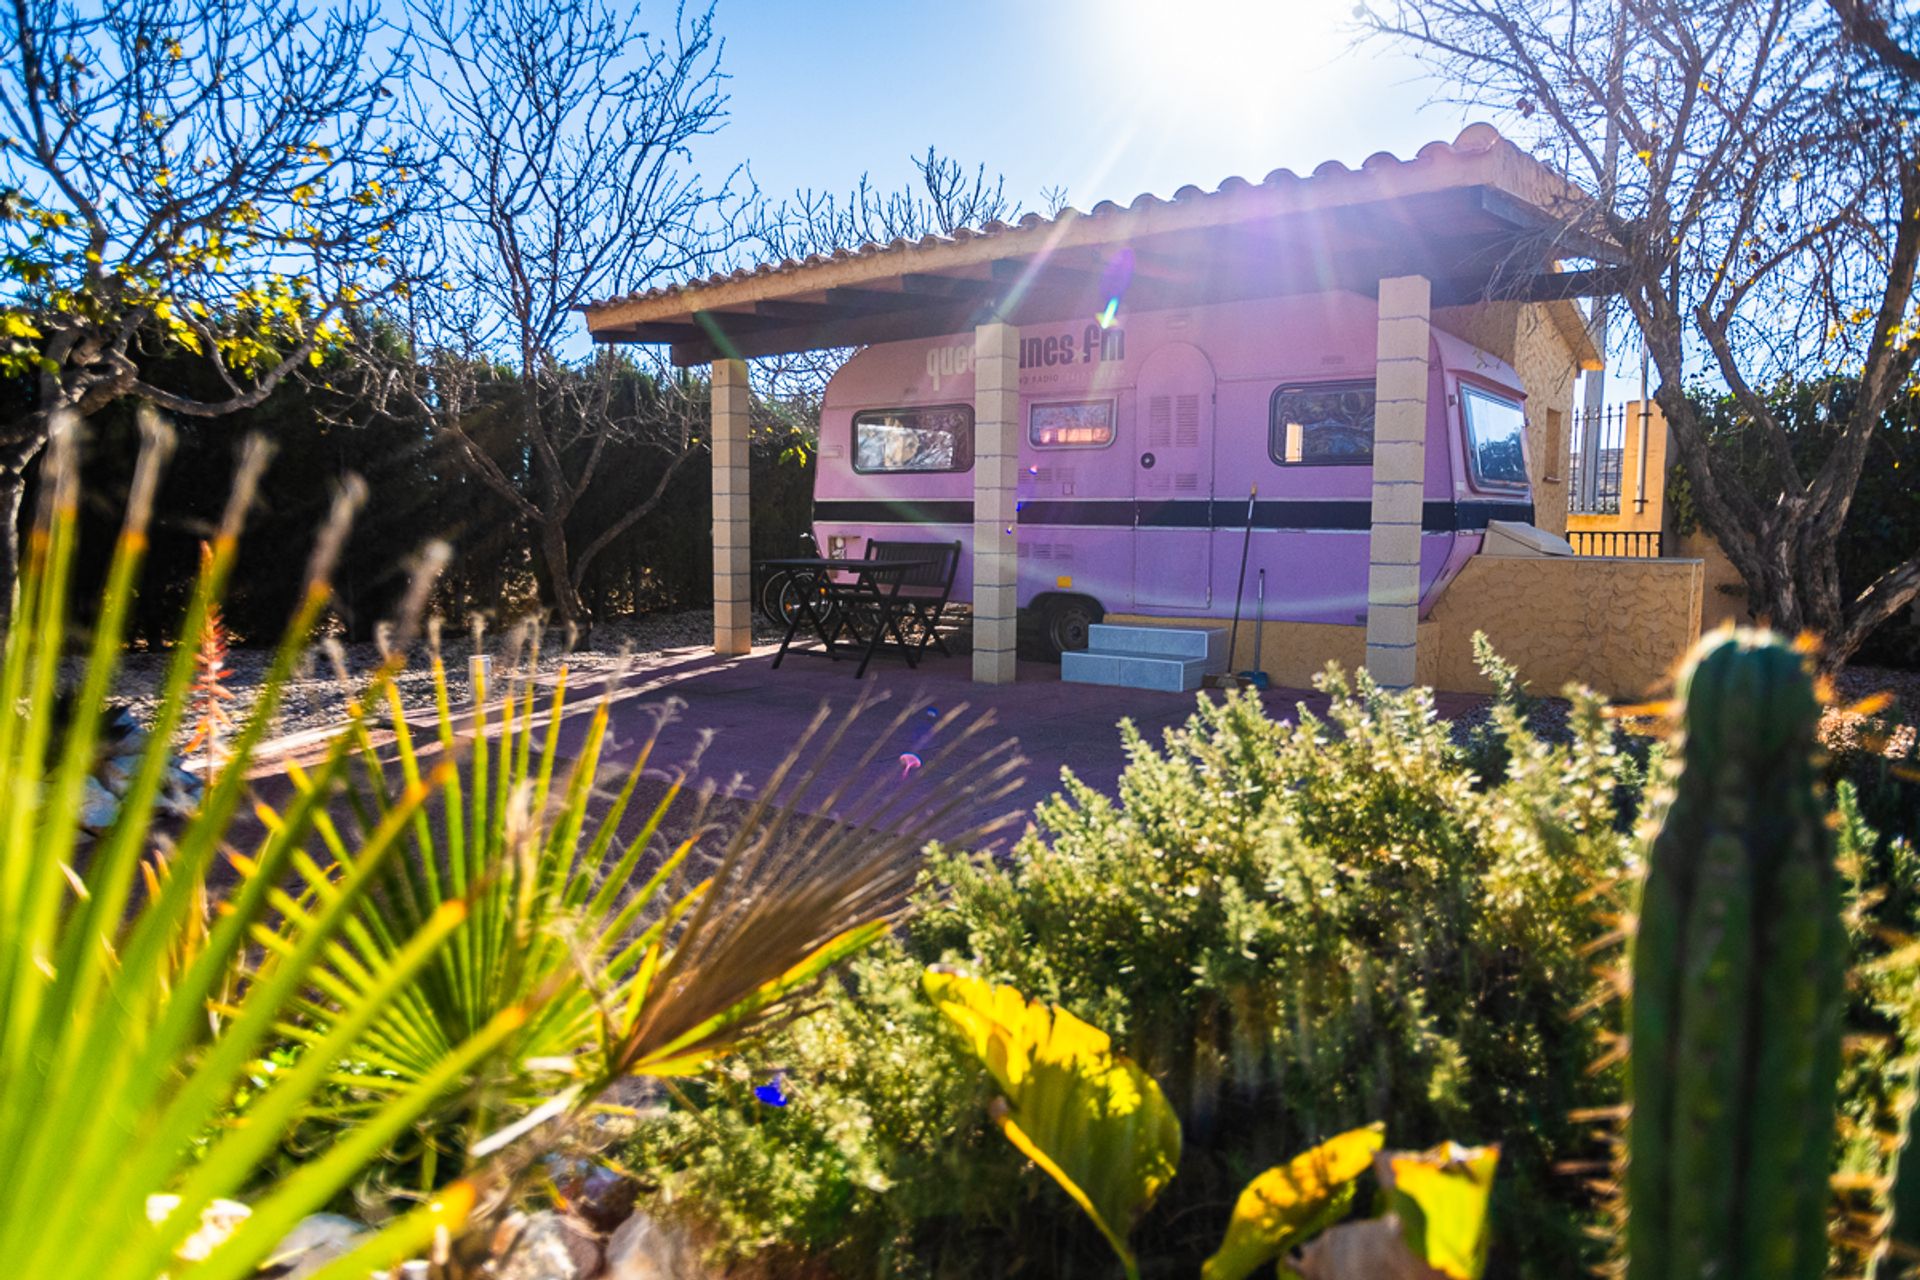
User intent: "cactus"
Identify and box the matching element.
[1628,628,1845,1280]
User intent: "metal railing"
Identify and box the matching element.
[1567,404,1628,515]
[1568,529,1664,558]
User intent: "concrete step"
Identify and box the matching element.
[1086,623,1228,665]
[1061,650,1217,693]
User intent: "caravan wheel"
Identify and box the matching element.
[1036,594,1103,658]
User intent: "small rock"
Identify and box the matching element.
[80,774,119,830]
[1295,1215,1445,1280]
[145,1194,252,1263]
[545,1156,640,1232]
[264,1212,367,1278]
[603,1210,705,1280]
[490,1210,530,1259]
[495,1210,601,1280]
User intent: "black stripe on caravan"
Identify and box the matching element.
[812,499,1537,532]
[811,499,975,524]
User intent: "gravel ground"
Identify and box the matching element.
[74,608,1920,769]
[72,608,794,748]
[1444,663,1920,763]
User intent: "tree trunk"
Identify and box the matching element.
[535,514,588,642]
[0,461,24,634]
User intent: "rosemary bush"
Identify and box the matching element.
[627,663,1636,1278]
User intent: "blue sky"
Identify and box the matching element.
[710,0,1461,220]
[695,0,1642,398]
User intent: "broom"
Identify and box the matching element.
[1203,484,1257,690]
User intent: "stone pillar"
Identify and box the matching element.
[972,321,1020,684]
[711,357,752,656]
[1365,275,1431,690]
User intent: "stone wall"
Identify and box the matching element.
[1673,529,1757,632]
[1433,300,1588,539]
[1112,551,1703,700]
[1420,554,1705,698]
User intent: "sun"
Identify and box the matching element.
[1096,0,1349,149]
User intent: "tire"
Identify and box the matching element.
[1038,594,1103,658]
[757,570,791,627]
[761,570,830,629]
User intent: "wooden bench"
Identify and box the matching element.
[859,539,963,658]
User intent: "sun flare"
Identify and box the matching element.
[1097,0,1350,149]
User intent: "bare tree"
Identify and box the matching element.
[1365,0,1920,663]
[752,149,1027,408]
[359,0,748,634]
[0,0,419,622]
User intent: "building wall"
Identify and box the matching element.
[1432,301,1586,539]
[1420,553,1704,698]
[1110,550,1703,699]
[1673,529,1757,632]
[1566,399,1669,538]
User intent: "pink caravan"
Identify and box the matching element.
[582,123,1650,690]
[812,293,1536,655]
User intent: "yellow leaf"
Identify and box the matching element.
[1385,1142,1500,1280]
[924,969,1181,1277]
[1201,1125,1385,1280]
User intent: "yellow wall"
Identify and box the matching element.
[1433,301,1587,539]
[1566,399,1668,538]
[1421,554,1704,698]
[1672,529,1757,632]
[1109,551,1703,700]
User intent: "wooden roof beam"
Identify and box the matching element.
[1431,264,1631,307]
[1474,186,1623,264]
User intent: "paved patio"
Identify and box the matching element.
[495,640,1484,851]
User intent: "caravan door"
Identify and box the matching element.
[1132,342,1215,608]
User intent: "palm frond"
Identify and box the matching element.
[292,645,1027,1177]
[0,417,496,1279]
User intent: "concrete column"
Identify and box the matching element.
[972,321,1020,684]
[711,357,752,656]
[1365,275,1431,690]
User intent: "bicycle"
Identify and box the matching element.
[756,531,830,629]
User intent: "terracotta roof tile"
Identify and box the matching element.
[583,123,1555,315]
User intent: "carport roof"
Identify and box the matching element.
[581,123,1616,368]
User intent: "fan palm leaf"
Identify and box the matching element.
[0,418,509,1278]
[288,631,1028,1180]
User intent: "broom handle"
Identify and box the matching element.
[1228,484,1256,663]
[1254,568,1265,670]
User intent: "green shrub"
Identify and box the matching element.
[1831,781,1920,1277]
[626,662,1636,1278]
[0,422,991,1275]
[625,949,1019,1278]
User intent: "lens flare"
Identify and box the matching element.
[898,751,923,779]
[1097,248,1133,329]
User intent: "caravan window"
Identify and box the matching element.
[1030,399,1115,448]
[1269,381,1375,465]
[852,405,974,473]
[1461,387,1529,490]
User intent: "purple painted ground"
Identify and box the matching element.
[490,642,1477,852]
[239,637,1493,874]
